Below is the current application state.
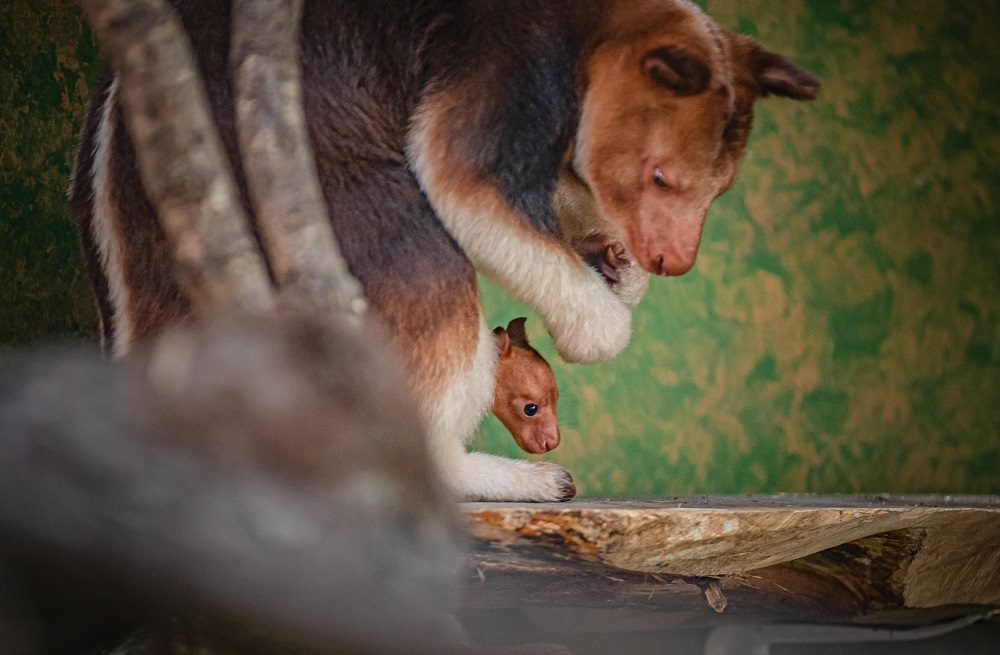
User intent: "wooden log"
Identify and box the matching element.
[462,497,1000,625]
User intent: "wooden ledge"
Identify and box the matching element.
[461,495,1000,624]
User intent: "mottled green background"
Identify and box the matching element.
[2,1,998,496]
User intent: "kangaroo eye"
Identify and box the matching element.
[523,403,539,417]
[653,168,671,190]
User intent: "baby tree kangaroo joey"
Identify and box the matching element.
[492,318,560,455]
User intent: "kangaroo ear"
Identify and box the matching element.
[505,317,530,348]
[728,34,820,101]
[494,328,512,356]
[753,49,820,100]
[643,46,711,96]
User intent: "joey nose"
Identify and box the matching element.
[539,428,561,453]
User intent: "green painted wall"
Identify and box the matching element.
[2,1,998,496]
[0,0,99,346]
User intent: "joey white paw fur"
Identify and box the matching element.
[454,453,576,502]
[522,461,576,502]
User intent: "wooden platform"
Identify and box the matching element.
[460,495,1000,627]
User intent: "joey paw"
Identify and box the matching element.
[533,462,576,502]
[557,472,576,502]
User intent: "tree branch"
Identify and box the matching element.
[78,0,274,318]
[230,0,367,318]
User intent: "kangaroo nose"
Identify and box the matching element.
[653,253,695,277]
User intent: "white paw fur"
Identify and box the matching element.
[540,267,633,365]
[453,452,575,502]
[409,112,633,365]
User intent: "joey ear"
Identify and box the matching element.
[505,317,531,348]
[494,328,512,356]
[753,49,820,100]
[643,46,711,96]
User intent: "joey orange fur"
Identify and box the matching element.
[492,319,560,455]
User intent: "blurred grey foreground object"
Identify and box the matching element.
[0,310,463,655]
[0,0,465,651]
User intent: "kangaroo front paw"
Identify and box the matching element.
[574,233,628,285]
[610,254,649,308]
[574,234,649,308]
[544,282,631,365]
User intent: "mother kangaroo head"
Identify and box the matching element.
[571,0,820,277]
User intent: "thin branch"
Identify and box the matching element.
[78,0,274,318]
[230,0,367,318]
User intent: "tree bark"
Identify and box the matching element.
[230,0,367,319]
[78,0,274,318]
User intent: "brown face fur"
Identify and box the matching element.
[572,0,819,277]
[492,318,560,455]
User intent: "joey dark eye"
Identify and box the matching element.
[653,168,671,190]
[523,403,538,417]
